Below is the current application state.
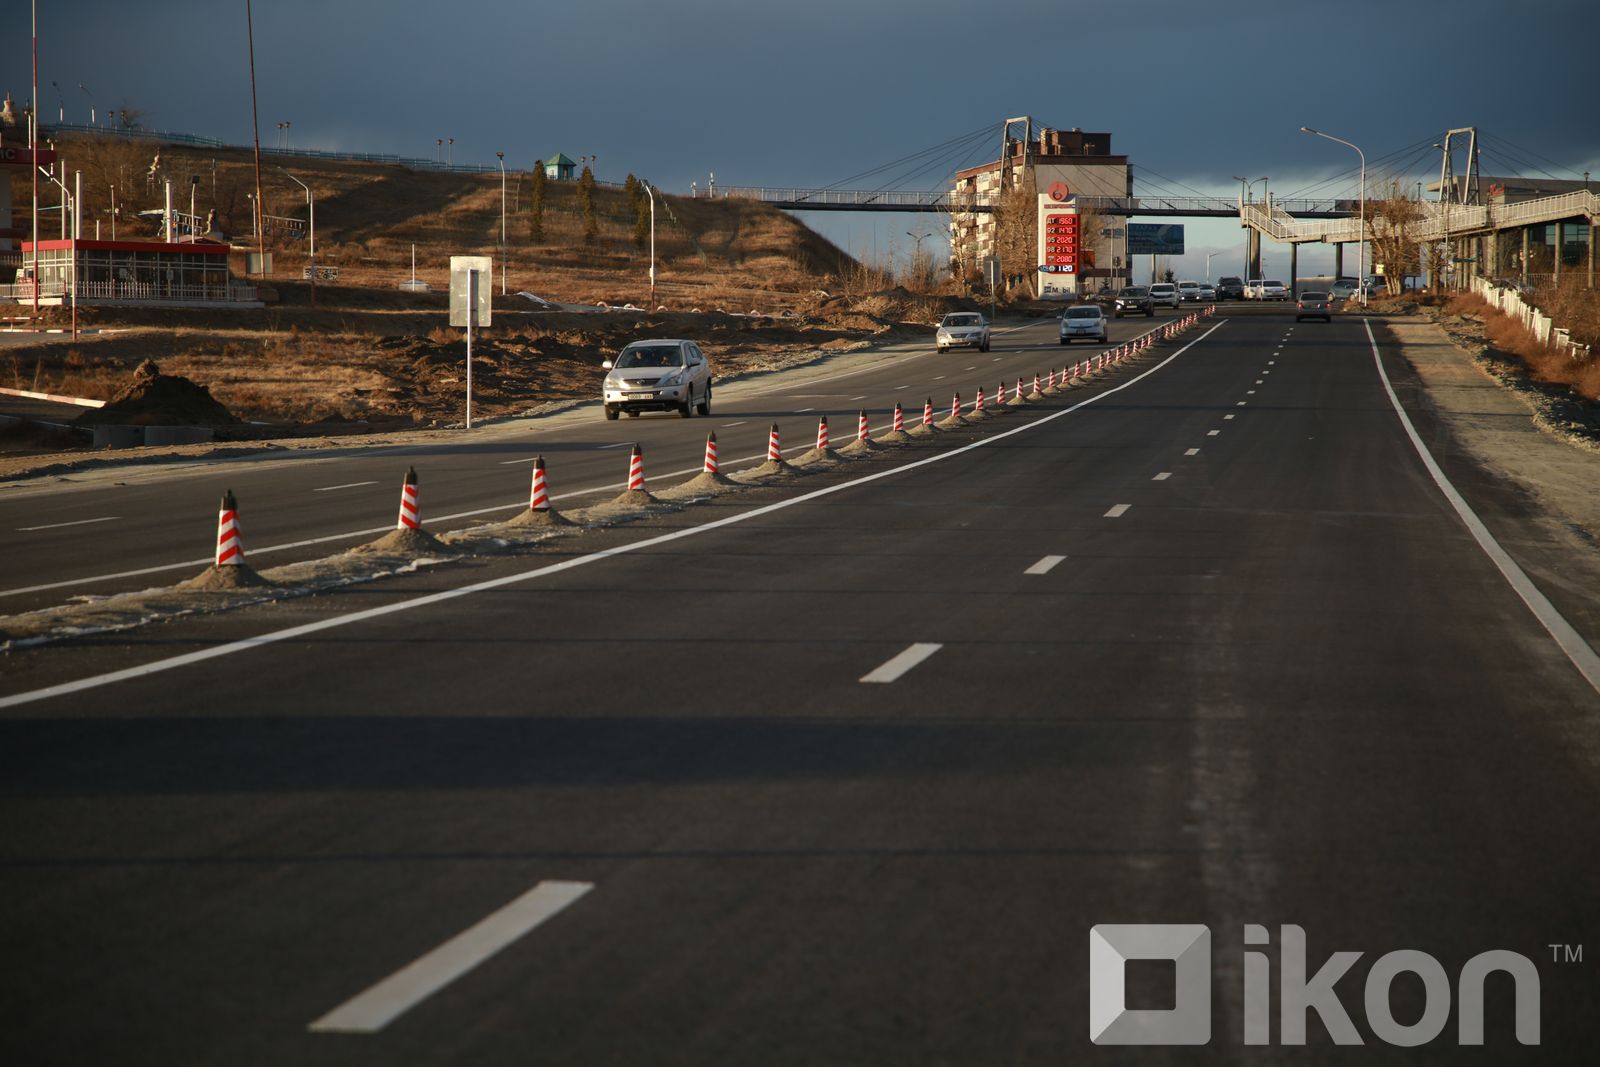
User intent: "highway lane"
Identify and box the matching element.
[0,309,1179,614]
[3,312,1598,1063]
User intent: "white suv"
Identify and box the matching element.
[1148,283,1180,308]
[602,339,713,420]
[1176,280,1203,303]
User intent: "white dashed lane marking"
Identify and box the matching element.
[1152,472,1171,481]
[1105,504,1131,518]
[1208,430,1221,436]
[17,516,122,531]
[313,481,378,492]
[1025,555,1067,576]
[861,643,944,684]
[1184,448,1199,456]
[308,880,594,1034]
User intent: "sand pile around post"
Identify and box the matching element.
[733,457,794,481]
[837,437,877,456]
[876,429,913,444]
[608,487,657,508]
[793,447,840,467]
[357,526,454,556]
[75,360,239,427]
[907,421,940,436]
[1006,392,1028,406]
[1027,387,1045,400]
[936,412,968,429]
[658,470,739,501]
[178,563,273,590]
[501,507,572,528]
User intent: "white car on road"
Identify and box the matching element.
[1148,283,1180,308]
[1059,304,1108,344]
[602,339,713,420]
[936,312,991,353]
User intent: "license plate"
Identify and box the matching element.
[627,391,654,398]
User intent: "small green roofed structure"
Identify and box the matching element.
[541,154,577,181]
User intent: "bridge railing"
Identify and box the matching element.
[1493,190,1600,228]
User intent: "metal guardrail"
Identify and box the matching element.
[0,280,259,303]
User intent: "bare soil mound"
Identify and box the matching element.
[75,360,239,427]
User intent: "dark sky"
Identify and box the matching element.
[8,0,1594,276]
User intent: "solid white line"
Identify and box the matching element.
[860,642,943,684]
[0,322,1228,710]
[17,516,120,532]
[597,442,632,450]
[721,421,747,428]
[849,395,867,401]
[1105,504,1131,518]
[308,881,593,1034]
[795,407,814,413]
[1184,448,1199,456]
[1025,554,1066,575]
[1363,318,1600,696]
[312,481,378,493]
[1208,430,1221,436]
[1152,472,1171,481]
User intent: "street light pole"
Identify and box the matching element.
[279,166,315,308]
[643,181,657,308]
[495,151,507,295]
[1302,126,1365,306]
[79,83,94,126]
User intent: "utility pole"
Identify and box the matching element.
[246,0,266,277]
[643,181,657,307]
[496,151,507,295]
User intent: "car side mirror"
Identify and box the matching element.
[602,359,614,370]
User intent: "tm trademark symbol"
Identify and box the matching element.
[1547,943,1583,964]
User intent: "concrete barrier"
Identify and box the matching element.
[142,426,215,446]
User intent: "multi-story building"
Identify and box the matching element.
[950,125,1131,291]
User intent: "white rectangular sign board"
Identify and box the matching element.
[449,256,493,327]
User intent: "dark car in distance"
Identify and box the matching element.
[1296,290,1333,322]
[1215,276,1245,300]
[1113,285,1156,318]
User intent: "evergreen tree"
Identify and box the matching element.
[578,165,598,244]
[627,175,651,249]
[529,161,546,242]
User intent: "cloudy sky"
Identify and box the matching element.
[8,0,1595,278]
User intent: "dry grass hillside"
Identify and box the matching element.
[4,133,980,444]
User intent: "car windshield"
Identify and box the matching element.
[1265,281,1285,288]
[1066,307,1101,319]
[942,314,981,327]
[615,345,685,369]
[1120,287,1148,296]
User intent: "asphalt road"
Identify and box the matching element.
[3,310,1598,1064]
[1,310,1170,615]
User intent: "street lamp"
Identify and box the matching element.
[1301,126,1365,306]
[1205,251,1220,281]
[447,138,454,166]
[642,180,657,307]
[495,151,507,294]
[279,166,316,308]
[906,229,932,285]
[78,83,94,126]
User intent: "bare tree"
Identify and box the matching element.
[1365,182,1424,296]
[990,169,1038,299]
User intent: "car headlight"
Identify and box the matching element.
[657,371,684,387]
